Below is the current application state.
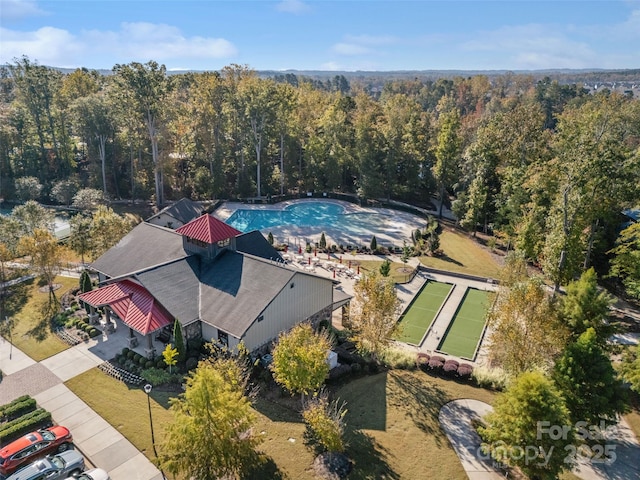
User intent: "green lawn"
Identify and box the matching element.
[420,229,502,279]
[4,276,77,361]
[66,367,496,479]
[438,288,492,359]
[394,281,453,345]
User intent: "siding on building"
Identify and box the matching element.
[241,272,333,351]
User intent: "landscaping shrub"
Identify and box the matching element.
[185,356,199,371]
[156,358,166,369]
[0,396,35,421]
[379,348,416,370]
[443,359,460,377]
[328,364,351,381]
[350,363,361,375]
[457,363,474,380]
[471,365,509,391]
[141,367,174,386]
[0,409,52,443]
[127,351,136,360]
[145,360,154,369]
[428,356,445,373]
[138,356,148,367]
[89,328,99,337]
[416,353,430,371]
[0,398,37,423]
[121,347,130,356]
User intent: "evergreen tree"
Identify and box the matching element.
[370,235,377,252]
[553,327,627,427]
[379,259,391,277]
[172,318,186,364]
[79,270,92,293]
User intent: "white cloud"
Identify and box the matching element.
[0,26,83,67]
[0,0,47,21]
[320,61,342,71]
[0,22,238,68]
[275,0,310,14]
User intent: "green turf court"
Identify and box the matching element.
[437,288,492,359]
[394,281,453,345]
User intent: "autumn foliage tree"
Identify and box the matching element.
[349,271,401,361]
[271,323,331,398]
[18,228,64,303]
[158,358,260,480]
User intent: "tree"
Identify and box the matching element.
[553,328,627,427]
[112,61,170,207]
[488,257,568,376]
[14,176,43,201]
[17,228,64,304]
[349,272,401,361]
[319,232,327,250]
[172,318,186,364]
[379,259,391,277]
[162,344,178,374]
[69,214,92,265]
[51,178,79,206]
[11,200,54,236]
[89,206,132,258]
[479,371,575,480]
[561,268,613,342]
[370,235,377,252]
[79,270,92,294]
[619,344,640,394]
[302,392,347,453]
[433,103,461,218]
[267,232,274,245]
[608,222,640,301]
[158,359,260,480]
[72,188,106,212]
[0,243,13,319]
[271,323,331,398]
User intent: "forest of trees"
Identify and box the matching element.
[0,57,639,292]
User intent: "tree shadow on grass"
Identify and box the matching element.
[439,254,464,267]
[386,371,450,446]
[345,428,399,480]
[240,450,289,480]
[26,297,58,341]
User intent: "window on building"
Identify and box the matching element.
[218,330,229,347]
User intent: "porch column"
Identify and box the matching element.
[127,327,138,348]
[145,333,156,359]
[88,305,100,325]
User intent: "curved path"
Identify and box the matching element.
[439,399,640,480]
[438,399,503,480]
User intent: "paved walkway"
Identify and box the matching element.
[439,399,640,480]
[0,331,163,480]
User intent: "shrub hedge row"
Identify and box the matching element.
[0,395,32,416]
[0,397,37,423]
[0,408,52,443]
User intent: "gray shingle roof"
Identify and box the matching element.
[199,251,295,338]
[90,222,187,278]
[146,198,204,226]
[135,256,201,326]
[235,230,283,261]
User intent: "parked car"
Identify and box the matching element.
[0,426,73,475]
[64,468,110,480]
[5,450,84,480]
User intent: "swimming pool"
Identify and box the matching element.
[222,199,426,248]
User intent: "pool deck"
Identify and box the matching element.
[214,199,429,250]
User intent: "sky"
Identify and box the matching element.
[1,0,639,72]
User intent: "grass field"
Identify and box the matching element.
[394,281,453,345]
[419,229,502,278]
[66,367,496,480]
[437,288,492,360]
[3,275,77,361]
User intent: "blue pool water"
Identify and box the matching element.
[226,201,391,233]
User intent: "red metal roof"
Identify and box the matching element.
[78,280,172,335]
[175,214,241,244]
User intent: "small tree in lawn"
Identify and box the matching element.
[379,259,391,277]
[349,272,401,362]
[370,235,377,252]
[172,318,186,364]
[401,241,411,266]
[303,391,348,454]
[271,323,331,401]
[163,344,178,373]
[158,358,260,480]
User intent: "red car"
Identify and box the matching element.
[0,425,73,475]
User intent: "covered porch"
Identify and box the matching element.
[79,279,175,359]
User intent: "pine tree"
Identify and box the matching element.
[172,318,186,364]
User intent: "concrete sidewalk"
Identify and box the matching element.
[0,336,163,480]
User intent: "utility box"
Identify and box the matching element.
[327,350,339,369]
